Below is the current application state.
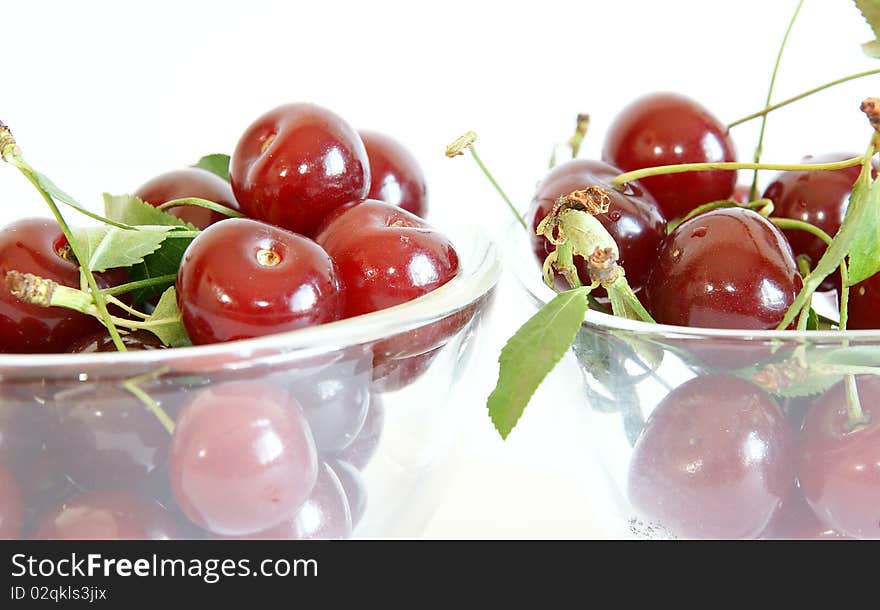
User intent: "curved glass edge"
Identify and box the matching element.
[506,219,880,343]
[0,227,502,373]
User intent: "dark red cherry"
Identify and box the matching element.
[336,394,384,470]
[849,272,880,330]
[0,218,104,353]
[67,329,166,353]
[526,159,666,294]
[798,376,880,539]
[761,486,848,540]
[763,153,876,291]
[31,490,179,540]
[646,208,802,329]
[177,218,344,345]
[169,381,318,536]
[218,462,351,540]
[134,167,240,230]
[372,348,441,393]
[230,103,369,236]
[0,463,23,539]
[360,130,428,218]
[628,375,793,539]
[316,200,458,318]
[602,92,737,220]
[52,384,172,490]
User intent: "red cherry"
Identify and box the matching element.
[336,394,384,470]
[32,490,179,540]
[169,381,318,536]
[316,200,458,318]
[798,376,880,539]
[177,218,344,345]
[849,273,880,330]
[761,486,848,540]
[628,375,793,539]
[0,463,23,539]
[763,153,876,292]
[360,130,428,218]
[0,218,105,353]
[602,92,737,220]
[67,329,166,353]
[526,159,666,294]
[371,347,441,393]
[646,208,802,329]
[134,167,240,230]
[218,462,351,540]
[230,103,369,236]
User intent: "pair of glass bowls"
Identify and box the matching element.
[3,219,876,539]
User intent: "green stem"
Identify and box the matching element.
[105,295,149,319]
[750,0,805,200]
[611,156,863,187]
[843,375,869,431]
[157,197,244,219]
[3,153,127,351]
[668,198,773,232]
[607,275,655,324]
[729,68,880,128]
[100,274,177,297]
[555,241,582,289]
[468,146,528,231]
[122,378,175,435]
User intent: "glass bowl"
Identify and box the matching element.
[509,221,880,540]
[0,227,500,540]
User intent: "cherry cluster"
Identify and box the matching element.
[0,103,461,539]
[528,92,878,331]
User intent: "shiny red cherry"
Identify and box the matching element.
[761,486,848,539]
[316,200,458,318]
[177,218,344,345]
[763,153,876,291]
[32,490,179,540]
[646,208,802,329]
[169,381,318,536]
[0,218,105,353]
[798,376,880,539]
[628,375,793,539]
[526,159,666,294]
[849,272,880,330]
[134,167,240,230]
[602,92,737,220]
[360,130,428,218]
[0,463,23,539]
[230,103,369,236]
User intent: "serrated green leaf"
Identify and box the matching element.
[70,225,174,273]
[103,193,196,229]
[806,307,819,331]
[33,174,133,229]
[142,287,190,347]
[847,175,880,284]
[855,0,880,57]
[103,194,198,302]
[193,154,231,182]
[487,287,590,439]
[776,374,841,398]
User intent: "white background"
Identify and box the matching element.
[1,0,877,538]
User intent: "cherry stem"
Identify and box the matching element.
[555,241,582,289]
[611,156,863,188]
[467,146,528,231]
[122,374,175,435]
[843,375,870,431]
[100,274,177,297]
[729,68,880,128]
[0,138,127,351]
[770,217,850,327]
[668,198,772,232]
[156,197,244,219]
[750,0,804,200]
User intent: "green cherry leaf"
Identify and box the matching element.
[846,174,880,285]
[775,374,841,398]
[33,174,133,229]
[70,225,175,273]
[103,193,196,229]
[142,287,191,347]
[487,286,591,439]
[855,0,880,56]
[193,154,231,182]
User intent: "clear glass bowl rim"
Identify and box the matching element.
[0,228,501,372]
[507,219,880,343]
